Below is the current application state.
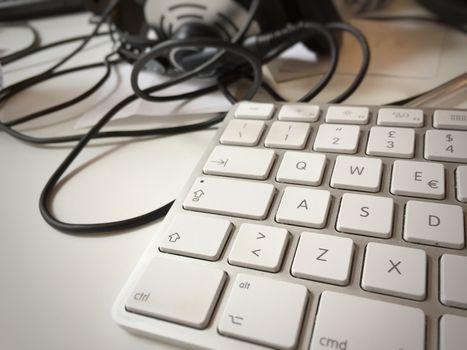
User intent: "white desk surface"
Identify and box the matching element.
[0,11,466,350]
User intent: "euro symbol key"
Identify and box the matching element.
[296,161,307,170]
[427,180,439,189]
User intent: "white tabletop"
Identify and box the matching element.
[0,11,466,350]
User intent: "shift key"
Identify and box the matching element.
[310,291,425,350]
[183,176,275,220]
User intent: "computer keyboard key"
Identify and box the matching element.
[183,177,275,220]
[265,121,311,149]
[433,110,467,130]
[336,193,394,238]
[330,155,383,192]
[325,105,369,124]
[456,166,467,202]
[218,273,308,350]
[159,214,232,260]
[310,291,425,350]
[439,314,467,350]
[377,108,424,127]
[228,223,289,272]
[404,201,464,249]
[291,232,354,285]
[234,102,274,120]
[313,124,360,153]
[366,126,415,158]
[276,151,326,186]
[203,145,275,180]
[276,187,331,228]
[220,119,265,146]
[125,257,226,329]
[362,242,427,300]
[391,160,445,199]
[440,254,467,309]
[278,104,320,122]
[425,130,467,163]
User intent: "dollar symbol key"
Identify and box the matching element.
[446,134,453,142]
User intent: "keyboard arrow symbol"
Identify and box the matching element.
[251,249,261,257]
[210,159,228,167]
[256,232,266,239]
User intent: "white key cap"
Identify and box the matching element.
[125,257,226,329]
[337,193,394,238]
[218,274,308,350]
[234,102,274,120]
[440,314,467,350]
[366,126,415,158]
[325,105,369,124]
[278,104,320,122]
[291,232,354,285]
[362,242,427,300]
[391,160,445,199]
[456,166,467,202]
[434,110,467,130]
[220,119,265,146]
[183,177,275,220]
[313,124,360,154]
[440,254,467,309]
[203,145,275,180]
[265,121,311,149]
[330,155,383,192]
[276,151,326,186]
[159,214,232,260]
[276,187,331,228]
[404,201,464,249]
[377,108,424,127]
[228,223,288,272]
[310,291,425,350]
[425,130,467,163]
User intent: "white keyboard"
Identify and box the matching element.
[113,102,467,350]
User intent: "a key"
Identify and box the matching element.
[366,126,415,158]
[220,119,265,146]
[125,257,226,329]
[183,177,275,220]
[439,314,467,350]
[330,155,383,192]
[291,232,354,285]
[404,201,464,249]
[278,104,320,122]
[228,223,289,272]
[456,166,467,202]
[264,121,311,149]
[425,130,467,163]
[276,151,326,186]
[391,160,445,199]
[313,124,360,154]
[362,242,427,300]
[310,291,425,350]
[276,187,331,228]
[234,102,274,120]
[218,274,308,350]
[440,254,467,309]
[203,145,275,180]
[433,110,467,130]
[325,105,369,124]
[159,214,232,260]
[336,193,394,238]
[377,108,424,127]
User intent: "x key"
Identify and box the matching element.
[362,243,427,301]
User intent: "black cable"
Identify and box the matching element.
[326,22,370,103]
[0,22,41,65]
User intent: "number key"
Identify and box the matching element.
[425,130,467,163]
[313,124,360,154]
[367,126,415,158]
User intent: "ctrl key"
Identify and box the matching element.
[125,257,226,329]
[310,291,425,350]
